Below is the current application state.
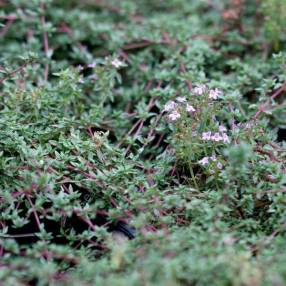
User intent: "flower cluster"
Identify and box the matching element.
[76,62,97,84]
[163,97,196,121]
[209,88,221,100]
[76,58,125,71]
[164,84,230,175]
[76,62,96,71]
[198,155,223,169]
[201,131,230,143]
[163,85,222,122]
[193,84,222,100]
[193,84,207,95]
[168,110,181,121]
[76,58,125,85]
[163,100,177,112]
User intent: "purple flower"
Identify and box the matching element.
[217,162,223,169]
[211,132,222,142]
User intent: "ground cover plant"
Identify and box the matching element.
[0,0,286,285]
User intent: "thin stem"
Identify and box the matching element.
[40,2,49,81]
[189,162,199,190]
[26,195,41,231]
[0,15,16,37]
[215,174,220,190]
[73,210,97,232]
[0,62,30,85]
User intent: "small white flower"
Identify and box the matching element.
[168,110,181,121]
[90,74,98,81]
[210,155,217,162]
[217,162,223,169]
[186,104,196,113]
[88,62,96,68]
[78,78,85,84]
[222,133,230,143]
[202,131,212,141]
[219,125,227,133]
[192,131,198,137]
[76,65,84,71]
[164,101,177,112]
[198,157,209,166]
[211,132,222,142]
[177,96,187,103]
[223,235,235,245]
[209,88,221,100]
[193,84,207,95]
[111,58,124,68]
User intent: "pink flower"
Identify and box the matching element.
[186,104,196,113]
[111,58,124,68]
[209,88,221,100]
[219,125,227,132]
[168,110,181,121]
[193,84,207,95]
[177,96,187,103]
[222,133,230,143]
[164,101,177,112]
[211,132,222,142]
[202,131,212,140]
[198,157,209,166]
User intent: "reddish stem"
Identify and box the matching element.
[253,81,286,120]
[26,195,41,231]
[0,15,16,36]
[73,210,97,232]
[0,62,30,85]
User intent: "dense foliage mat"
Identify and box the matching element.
[1,0,286,285]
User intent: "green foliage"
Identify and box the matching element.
[0,0,286,285]
[261,0,286,51]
